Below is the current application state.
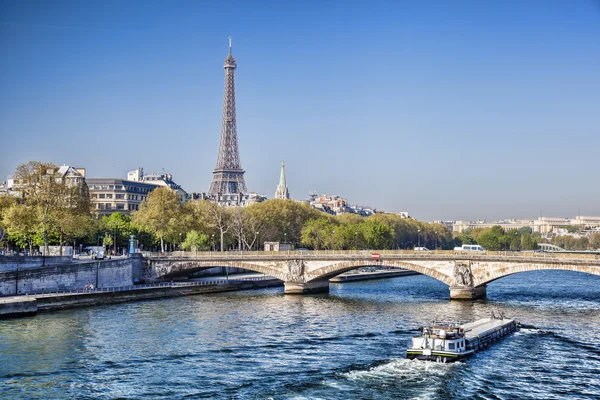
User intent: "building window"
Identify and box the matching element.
[116,204,124,210]
[116,194,124,199]
[91,194,98,198]
[105,203,112,210]
[449,343,455,350]
[99,204,105,210]
[99,194,106,199]
[106,194,113,199]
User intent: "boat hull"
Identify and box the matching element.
[406,350,472,363]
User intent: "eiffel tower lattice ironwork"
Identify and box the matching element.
[208,37,247,198]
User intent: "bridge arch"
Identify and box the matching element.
[306,260,454,286]
[151,260,287,282]
[473,263,600,287]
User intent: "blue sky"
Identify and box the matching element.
[1,0,599,221]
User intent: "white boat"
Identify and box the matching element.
[406,312,518,363]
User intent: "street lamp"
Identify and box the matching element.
[355,231,358,250]
[256,231,260,251]
[331,230,335,250]
[211,234,215,252]
[418,229,421,249]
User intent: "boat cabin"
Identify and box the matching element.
[411,325,468,353]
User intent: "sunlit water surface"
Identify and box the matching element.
[1,271,599,399]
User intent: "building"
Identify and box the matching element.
[264,242,292,251]
[208,38,248,205]
[452,216,600,234]
[309,194,349,215]
[6,164,87,199]
[127,168,188,202]
[274,161,290,200]
[87,178,156,217]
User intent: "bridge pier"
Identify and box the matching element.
[449,285,486,300]
[284,281,329,295]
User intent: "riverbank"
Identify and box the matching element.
[0,278,282,318]
[329,269,419,282]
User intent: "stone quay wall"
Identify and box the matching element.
[0,254,143,296]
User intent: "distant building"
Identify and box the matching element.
[127,168,188,202]
[309,194,349,215]
[274,161,290,200]
[434,220,454,229]
[452,216,600,234]
[6,164,87,199]
[87,178,156,217]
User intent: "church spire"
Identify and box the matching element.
[274,160,290,200]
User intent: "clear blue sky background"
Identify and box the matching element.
[1,0,599,221]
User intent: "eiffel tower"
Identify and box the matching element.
[208,37,247,201]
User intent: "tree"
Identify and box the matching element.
[132,187,181,252]
[2,203,40,253]
[244,200,322,245]
[0,195,16,250]
[181,230,210,252]
[205,202,232,252]
[101,212,133,255]
[590,233,600,250]
[301,217,335,250]
[476,226,506,251]
[360,219,393,249]
[10,161,93,255]
[456,234,476,246]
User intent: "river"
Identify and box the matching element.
[1,270,599,399]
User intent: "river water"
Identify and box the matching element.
[1,271,600,399]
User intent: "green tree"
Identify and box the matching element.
[2,203,40,253]
[456,234,476,246]
[476,226,506,251]
[101,212,133,255]
[181,230,210,252]
[590,233,600,250]
[360,219,393,249]
[132,187,181,252]
[301,217,335,250]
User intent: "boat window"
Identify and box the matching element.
[448,343,455,350]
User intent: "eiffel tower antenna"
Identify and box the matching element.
[208,37,247,201]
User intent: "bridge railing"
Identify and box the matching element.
[141,249,600,260]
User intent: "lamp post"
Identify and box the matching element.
[434,231,438,250]
[211,234,215,252]
[355,231,358,250]
[256,231,259,251]
[418,229,421,249]
[331,230,335,250]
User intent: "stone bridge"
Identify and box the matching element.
[142,251,600,299]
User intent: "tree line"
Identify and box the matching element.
[0,161,456,254]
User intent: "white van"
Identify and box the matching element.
[454,244,485,252]
[414,247,430,251]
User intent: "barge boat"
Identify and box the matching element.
[406,312,518,363]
